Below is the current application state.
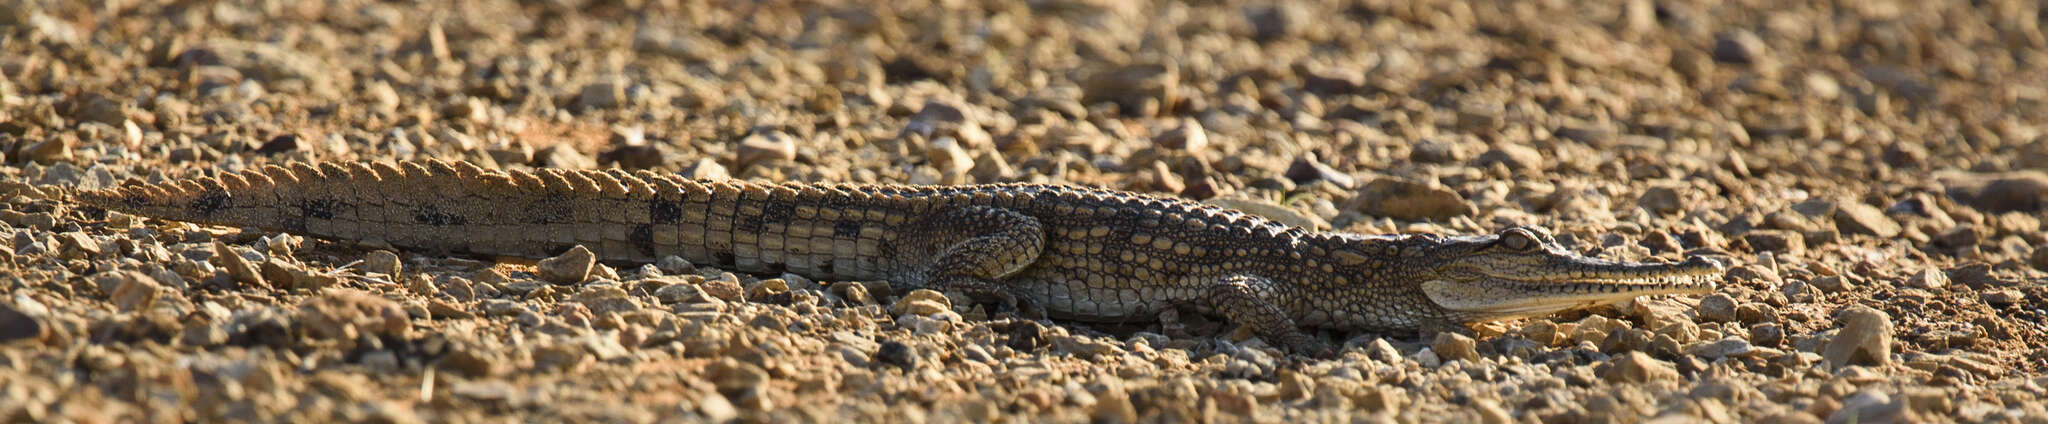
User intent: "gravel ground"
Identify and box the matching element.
[4,0,2048,422]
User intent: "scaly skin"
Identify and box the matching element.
[73,159,1725,354]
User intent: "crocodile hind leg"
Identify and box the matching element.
[898,206,1045,316]
[1199,274,1330,356]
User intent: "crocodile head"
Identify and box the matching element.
[1408,226,1724,322]
[1315,225,1723,329]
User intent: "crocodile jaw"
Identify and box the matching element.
[1420,256,1723,320]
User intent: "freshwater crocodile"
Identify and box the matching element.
[74,159,1724,354]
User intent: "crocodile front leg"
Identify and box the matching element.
[898,206,1045,315]
[1201,274,1329,356]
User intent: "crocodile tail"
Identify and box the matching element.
[75,159,920,277]
[74,159,639,259]
[76,162,314,231]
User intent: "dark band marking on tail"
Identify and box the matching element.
[526,194,573,224]
[737,204,792,233]
[833,220,862,237]
[299,198,341,219]
[650,199,683,224]
[189,191,230,215]
[629,224,657,257]
[276,192,309,233]
[413,205,469,226]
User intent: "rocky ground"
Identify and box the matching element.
[4,0,2048,422]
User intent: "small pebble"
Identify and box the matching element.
[538,245,596,284]
[1431,332,1480,363]
[362,250,402,277]
[1905,268,1947,290]
[1824,306,1895,368]
[736,131,798,169]
[891,289,952,317]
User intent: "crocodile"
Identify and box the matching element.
[73,159,1724,354]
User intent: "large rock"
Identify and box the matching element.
[1474,144,1544,172]
[1823,306,1893,368]
[577,79,625,110]
[1430,332,1479,362]
[0,301,44,344]
[682,158,730,180]
[1600,352,1680,384]
[1245,2,1309,41]
[924,137,975,184]
[212,240,268,289]
[1833,201,1902,238]
[1711,30,1770,64]
[656,281,721,305]
[735,131,798,170]
[1684,337,1755,360]
[108,271,164,312]
[1694,294,1738,323]
[1638,185,1686,215]
[902,100,992,150]
[1082,63,1177,117]
[1742,230,1805,255]
[701,273,745,302]
[1344,177,1475,221]
[179,39,351,97]
[297,289,412,342]
[1827,390,1917,424]
[362,250,402,277]
[538,245,596,284]
[892,289,953,317]
[1905,268,1947,290]
[1941,171,2048,213]
[1152,118,1209,152]
[1205,196,1329,230]
[1284,154,1355,189]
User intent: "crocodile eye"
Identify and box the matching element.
[1499,228,1538,251]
